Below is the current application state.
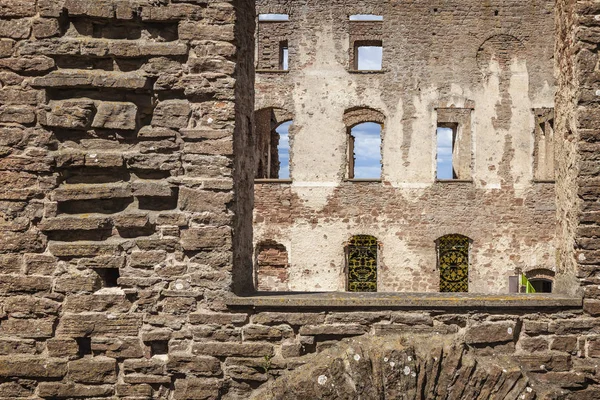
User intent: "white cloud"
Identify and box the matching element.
[350,15,383,21]
[277,122,291,179]
[357,46,382,71]
[259,14,289,21]
[352,123,381,179]
[437,128,454,179]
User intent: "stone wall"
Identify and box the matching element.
[0,0,600,399]
[253,0,560,294]
[0,0,256,398]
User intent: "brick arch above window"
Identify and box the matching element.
[343,107,385,129]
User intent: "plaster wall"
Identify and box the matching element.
[254,0,558,293]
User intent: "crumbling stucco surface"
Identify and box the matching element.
[254,0,561,293]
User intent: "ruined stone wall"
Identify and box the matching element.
[555,0,600,313]
[0,0,256,398]
[254,0,559,293]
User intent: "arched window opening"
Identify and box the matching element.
[348,122,382,180]
[255,240,289,292]
[255,108,292,180]
[437,234,470,293]
[347,235,378,292]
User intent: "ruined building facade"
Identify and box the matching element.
[253,0,562,294]
[0,0,598,399]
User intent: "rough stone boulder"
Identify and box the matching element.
[251,335,561,400]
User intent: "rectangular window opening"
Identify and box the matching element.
[354,41,383,71]
[437,124,459,180]
[279,41,289,71]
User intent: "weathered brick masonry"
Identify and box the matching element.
[0,0,599,399]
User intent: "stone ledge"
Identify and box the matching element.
[226,292,583,310]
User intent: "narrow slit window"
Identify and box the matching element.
[276,121,291,179]
[279,41,289,71]
[258,14,289,21]
[533,108,555,182]
[436,124,458,180]
[355,41,383,71]
[349,14,384,21]
[348,122,382,180]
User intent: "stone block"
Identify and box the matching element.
[183,139,234,156]
[242,324,294,341]
[132,181,174,197]
[0,105,35,124]
[46,337,79,358]
[515,353,572,372]
[0,19,30,39]
[324,311,390,325]
[180,227,231,251]
[252,312,326,326]
[39,216,112,231]
[37,383,114,398]
[0,338,36,355]
[41,99,96,130]
[0,39,13,57]
[138,126,178,138]
[167,354,222,376]
[189,311,248,326]
[0,254,21,274]
[465,322,516,345]
[91,101,138,130]
[298,324,369,336]
[54,272,101,293]
[53,183,131,202]
[115,383,153,397]
[192,342,274,358]
[68,357,117,384]
[141,4,203,21]
[77,256,125,270]
[584,299,600,316]
[64,293,132,313]
[0,0,36,17]
[57,313,142,337]
[91,336,144,359]
[0,275,52,293]
[3,295,60,316]
[33,18,60,38]
[179,21,234,41]
[0,56,55,72]
[32,70,150,89]
[130,250,166,267]
[126,153,181,171]
[551,336,578,353]
[519,336,549,352]
[85,152,124,168]
[0,356,67,378]
[151,100,191,128]
[178,187,232,213]
[49,242,120,258]
[173,378,221,400]
[24,254,57,275]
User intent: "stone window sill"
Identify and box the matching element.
[435,179,474,184]
[345,179,382,183]
[256,69,290,74]
[348,69,385,74]
[254,179,293,184]
[226,292,582,310]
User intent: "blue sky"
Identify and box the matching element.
[276,121,291,179]
[258,14,289,21]
[352,122,382,179]
[276,122,454,180]
[437,127,454,179]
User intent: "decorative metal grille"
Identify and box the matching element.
[438,235,470,293]
[347,235,378,292]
